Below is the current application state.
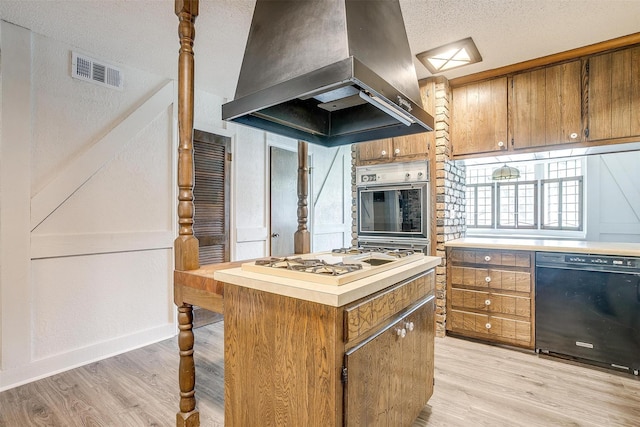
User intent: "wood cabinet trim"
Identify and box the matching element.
[447,32,640,88]
[344,271,433,345]
[449,40,640,159]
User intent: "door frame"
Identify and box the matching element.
[190,123,236,261]
[267,140,314,255]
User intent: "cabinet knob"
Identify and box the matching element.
[485,322,492,329]
[570,132,578,139]
[484,255,491,261]
[394,148,401,155]
[396,328,407,338]
[497,141,505,148]
[405,321,415,332]
[381,150,387,156]
[485,299,491,306]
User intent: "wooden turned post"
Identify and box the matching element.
[175,1,199,426]
[177,304,199,427]
[175,0,200,272]
[294,141,311,254]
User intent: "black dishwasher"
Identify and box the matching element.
[535,252,640,375]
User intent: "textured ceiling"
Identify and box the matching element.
[1,0,639,100]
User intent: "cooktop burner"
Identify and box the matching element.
[331,247,415,258]
[254,257,363,276]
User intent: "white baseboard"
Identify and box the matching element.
[0,323,176,392]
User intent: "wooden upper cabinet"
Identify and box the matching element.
[392,133,428,159]
[355,81,433,166]
[355,138,392,164]
[587,45,640,142]
[451,77,508,156]
[510,60,583,149]
[355,134,428,165]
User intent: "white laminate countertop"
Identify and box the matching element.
[214,255,441,307]
[445,237,640,257]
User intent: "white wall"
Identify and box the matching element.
[0,19,353,391]
[586,150,640,242]
[0,21,177,390]
[310,145,353,251]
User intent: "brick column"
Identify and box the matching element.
[429,76,466,337]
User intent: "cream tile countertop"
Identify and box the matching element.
[214,255,441,307]
[445,237,640,257]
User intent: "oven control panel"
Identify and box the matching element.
[356,160,429,185]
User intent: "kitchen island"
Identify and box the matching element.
[173,252,440,427]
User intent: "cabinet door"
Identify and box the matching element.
[344,297,434,426]
[355,138,391,165]
[511,60,582,149]
[401,296,434,426]
[451,77,508,156]
[344,316,397,426]
[392,133,428,160]
[588,45,640,141]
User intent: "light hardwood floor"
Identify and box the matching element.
[1,321,638,426]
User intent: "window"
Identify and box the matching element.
[465,158,584,234]
[497,181,537,228]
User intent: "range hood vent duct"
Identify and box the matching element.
[222,0,434,147]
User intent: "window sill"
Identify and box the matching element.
[466,229,587,240]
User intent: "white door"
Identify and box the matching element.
[270,146,298,256]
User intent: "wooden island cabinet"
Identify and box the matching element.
[213,257,439,427]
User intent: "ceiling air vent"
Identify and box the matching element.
[71,52,123,90]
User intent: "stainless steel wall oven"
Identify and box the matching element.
[356,161,429,251]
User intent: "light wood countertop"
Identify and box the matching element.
[445,237,640,256]
[213,255,441,307]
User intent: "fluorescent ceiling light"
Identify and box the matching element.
[416,37,482,74]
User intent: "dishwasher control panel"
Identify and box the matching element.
[536,252,640,272]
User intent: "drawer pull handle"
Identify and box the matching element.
[396,328,407,338]
[484,255,491,262]
[394,148,401,155]
[485,276,491,283]
[485,299,491,306]
[405,321,415,332]
[381,150,387,156]
[485,322,492,329]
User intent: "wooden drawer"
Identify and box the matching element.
[450,288,531,318]
[448,309,532,347]
[450,248,531,268]
[344,272,434,344]
[450,266,531,293]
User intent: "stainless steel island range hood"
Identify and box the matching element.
[221,0,434,147]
